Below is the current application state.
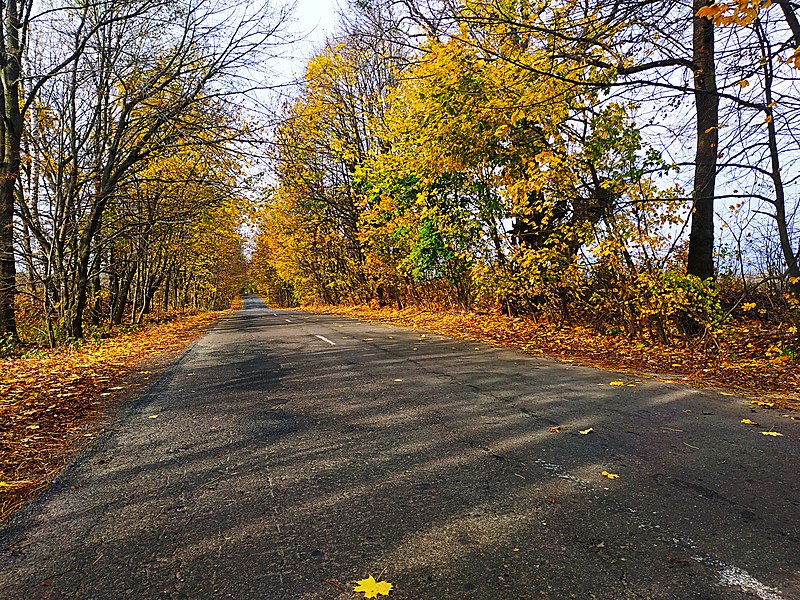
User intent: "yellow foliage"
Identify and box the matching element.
[354,575,393,598]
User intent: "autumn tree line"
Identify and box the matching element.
[0,0,288,347]
[2,0,798,349]
[250,0,800,344]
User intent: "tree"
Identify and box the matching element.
[256,29,400,304]
[387,0,725,280]
[688,0,719,280]
[2,0,289,340]
[1,0,174,339]
[697,0,800,303]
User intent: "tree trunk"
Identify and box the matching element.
[0,178,16,339]
[760,29,800,302]
[90,252,102,327]
[162,268,172,312]
[112,266,135,326]
[687,0,718,280]
[0,0,24,340]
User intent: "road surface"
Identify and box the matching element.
[1,295,798,598]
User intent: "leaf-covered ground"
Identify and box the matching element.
[0,311,225,523]
[303,304,800,411]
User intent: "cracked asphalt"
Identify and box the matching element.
[1,295,798,599]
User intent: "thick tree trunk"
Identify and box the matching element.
[142,279,159,317]
[0,0,24,339]
[0,179,16,339]
[687,0,718,280]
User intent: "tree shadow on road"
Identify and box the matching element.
[1,307,798,599]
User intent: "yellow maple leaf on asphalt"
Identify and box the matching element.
[740,419,758,425]
[761,431,783,437]
[609,381,624,386]
[354,575,393,598]
[601,470,620,479]
[579,428,594,435]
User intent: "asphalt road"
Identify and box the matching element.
[1,295,798,599]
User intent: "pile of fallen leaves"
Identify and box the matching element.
[0,311,223,522]
[303,304,800,411]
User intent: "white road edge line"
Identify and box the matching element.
[533,458,785,600]
[314,335,336,346]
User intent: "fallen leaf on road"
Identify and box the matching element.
[549,426,560,433]
[760,431,783,437]
[393,379,403,382]
[579,428,594,435]
[148,415,159,419]
[740,419,759,425]
[751,400,775,408]
[609,381,624,386]
[354,575,393,598]
[601,470,620,479]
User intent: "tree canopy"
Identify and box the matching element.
[251,0,799,344]
[2,0,799,349]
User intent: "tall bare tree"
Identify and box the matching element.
[2,0,290,340]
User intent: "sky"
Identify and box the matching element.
[280,0,340,77]
[293,0,339,44]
